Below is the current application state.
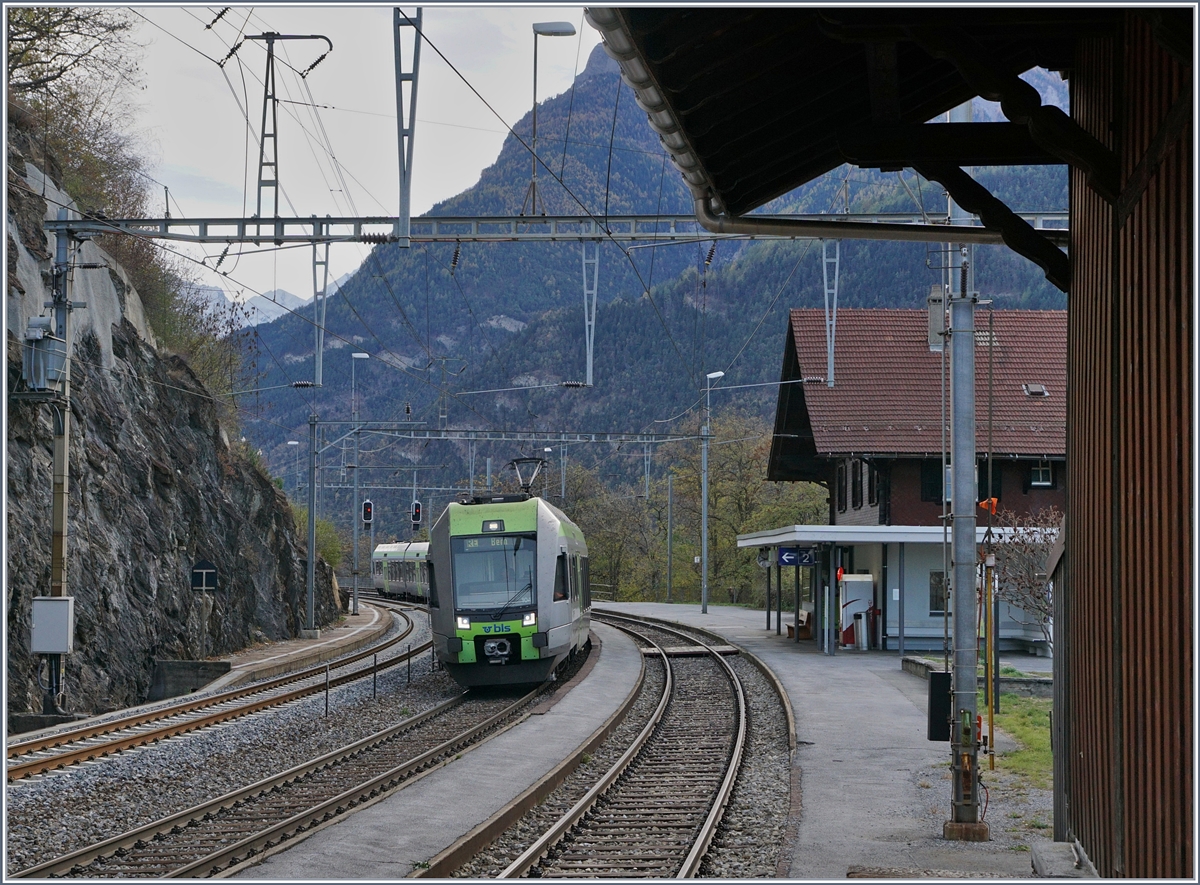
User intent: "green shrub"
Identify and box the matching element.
[290,504,345,568]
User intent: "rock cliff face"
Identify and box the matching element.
[6,123,340,714]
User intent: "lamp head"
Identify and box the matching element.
[352,352,370,360]
[533,21,576,36]
[706,371,725,381]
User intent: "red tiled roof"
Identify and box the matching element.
[788,308,1066,457]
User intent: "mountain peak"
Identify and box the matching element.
[580,42,620,80]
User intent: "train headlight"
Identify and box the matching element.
[522,611,537,627]
[456,616,471,630]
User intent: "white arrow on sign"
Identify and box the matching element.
[779,549,798,566]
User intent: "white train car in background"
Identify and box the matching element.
[372,542,430,601]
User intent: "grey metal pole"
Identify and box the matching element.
[831,547,840,656]
[776,558,782,634]
[49,212,72,611]
[666,473,673,603]
[42,209,77,714]
[949,242,981,830]
[766,560,772,630]
[700,381,711,613]
[794,564,800,643]
[393,7,421,246]
[561,443,566,503]
[312,242,329,386]
[353,421,360,616]
[898,542,907,657]
[306,413,318,635]
[700,370,723,613]
[318,425,326,524]
[824,579,831,656]
[531,33,539,212]
[352,358,360,617]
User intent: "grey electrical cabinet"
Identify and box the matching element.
[31,596,75,654]
[927,669,952,741]
[23,317,67,392]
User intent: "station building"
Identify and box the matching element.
[593,7,1191,875]
[739,307,1065,654]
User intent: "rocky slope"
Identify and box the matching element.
[5,120,340,715]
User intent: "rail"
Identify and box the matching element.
[7,602,424,782]
[11,686,543,878]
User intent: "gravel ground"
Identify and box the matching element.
[6,611,463,874]
[909,752,1056,859]
[698,655,792,878]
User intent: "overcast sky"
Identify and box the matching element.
[133,6,604,301]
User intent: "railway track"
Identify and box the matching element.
[10,683,551,878]
[428,614,748,879]
[7,601,427,784]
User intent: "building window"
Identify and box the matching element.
[1030,460,1054,487]
[867,462,877,506]
[851,459,863,509]
[836,462,847,512]
[876,465,890,525]
[929,571,949,616]
[977,458,1002,503]
[920,460,945,503]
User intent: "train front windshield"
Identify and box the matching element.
[450,534,536,611]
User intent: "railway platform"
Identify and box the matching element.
[205,603,394,691]
[231,620,642,879]
[7,605,394,742]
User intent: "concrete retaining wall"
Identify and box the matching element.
[148,661,233,701]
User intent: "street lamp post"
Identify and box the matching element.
[522,21,576,216]
[305,414,318,636]
[351,352,370,617]
[701,370,724,613]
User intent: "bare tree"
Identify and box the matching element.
[7,7,140,94]
[990,506,1061,653]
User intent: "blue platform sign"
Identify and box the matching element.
[778,547,818,567]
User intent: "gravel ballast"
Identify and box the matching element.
[6,612,459,873]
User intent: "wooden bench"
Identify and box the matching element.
[786,610,813,640]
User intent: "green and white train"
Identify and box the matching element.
[371,542,429,601]
[427,490,591,687]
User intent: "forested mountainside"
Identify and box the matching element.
[240,45,1069,543]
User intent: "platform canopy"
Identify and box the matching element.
[738,524,1009,549]
[586,7,1127,290]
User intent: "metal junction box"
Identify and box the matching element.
[31,596,75,654]
[23,317,67,392]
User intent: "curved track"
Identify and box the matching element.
[485,614,747,878]
[7,602,426,783]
